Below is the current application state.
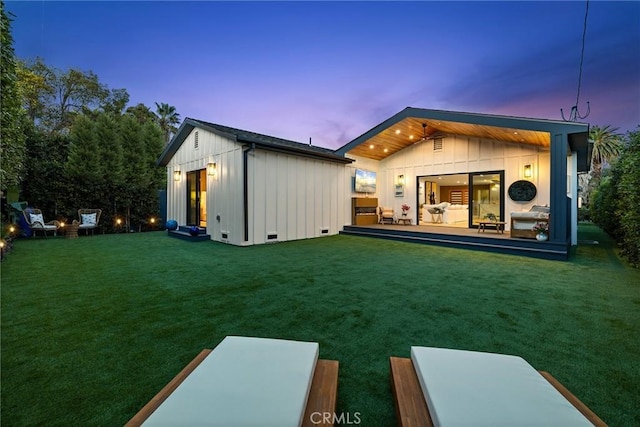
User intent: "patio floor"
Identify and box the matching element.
[340,222,568,260]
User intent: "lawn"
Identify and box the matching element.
[1,224,639,426]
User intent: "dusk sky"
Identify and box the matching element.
[7,1,640,149]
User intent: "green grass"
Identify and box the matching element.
[2,224,639,426]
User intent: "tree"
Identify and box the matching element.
[17,59,109,133]
[155,102,180,144]
[126,103,157,124]
[21,125,71,219]
[101,88,130,116]
[16,58,54,124]
[615,129,640,266]
[0,2,27,190]
[589,125,622,180]
[66,115,102,207]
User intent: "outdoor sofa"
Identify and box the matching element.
[510,205,550,238]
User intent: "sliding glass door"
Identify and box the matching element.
[469,171,504,226]
[186,169,207,227]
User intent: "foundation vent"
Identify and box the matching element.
[320,228,329,235]
[267,233,278,241]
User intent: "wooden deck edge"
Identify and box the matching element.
[125,349,213,427]
[539,371,608,427]
[389,357,433,427]
[126,351,339,427]
[302,359,340,427]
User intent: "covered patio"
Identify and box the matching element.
[337,107,590,259]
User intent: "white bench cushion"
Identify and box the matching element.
[411,347,592,427]
[144,336,318,426]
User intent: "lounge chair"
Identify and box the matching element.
[77,209,101,235]
[390,347,607,426]
[126,336,339,426]
[22,208,60,237]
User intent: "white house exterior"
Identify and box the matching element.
[159,108,589,258]
[158,119,353,246]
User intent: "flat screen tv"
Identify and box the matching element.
[355,169,376,193]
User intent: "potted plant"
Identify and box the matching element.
[401,204,410,216]
[533,222,549,241]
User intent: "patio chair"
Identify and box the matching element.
[77,209,101,235]
[126,336,339,426]
[379,206,395,224]
[390,347,606,427]
[22,208,60,237]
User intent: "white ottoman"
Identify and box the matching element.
[411,347,593,427]
[144,336,319,426]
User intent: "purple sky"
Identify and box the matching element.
[7,1,640,149]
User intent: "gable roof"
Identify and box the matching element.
[158,118,353,166]
[335,107,589,162]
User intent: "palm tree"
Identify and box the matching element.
[154,102,180,144]
[589,125,622,179]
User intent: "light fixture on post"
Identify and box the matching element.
[173,170,181,181]
[524,164,532,179]
[207,162,217,177]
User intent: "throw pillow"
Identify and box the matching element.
[81,213,97,226]
[30,213,44,225]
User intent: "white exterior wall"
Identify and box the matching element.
[166,128,244,245]
[247,150,350,245]
[348,135,550,230]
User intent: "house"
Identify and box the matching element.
[157,119,353,246]
[159,108,589,258]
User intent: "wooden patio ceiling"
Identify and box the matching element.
[347,116,551,161]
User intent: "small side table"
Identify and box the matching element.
[478,221,506,234]
[65,220,79,239]
[397,217,413,225]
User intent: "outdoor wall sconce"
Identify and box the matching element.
[397,174,405,186]
[173,170,181,181]
[524,164,532,179]
[207,162,217,177]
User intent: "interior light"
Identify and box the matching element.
[384,148,388,153]
[369,144,374,149]
[395,129,401,135]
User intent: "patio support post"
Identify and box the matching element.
[549,133,569,243]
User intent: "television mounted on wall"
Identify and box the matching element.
[355,169,376,193]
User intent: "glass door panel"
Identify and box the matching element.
[186,169,207,227]
[470,171,504,226]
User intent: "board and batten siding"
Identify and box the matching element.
[349,135,550,230]
[166,128,244,244]
[247,149,350,245]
